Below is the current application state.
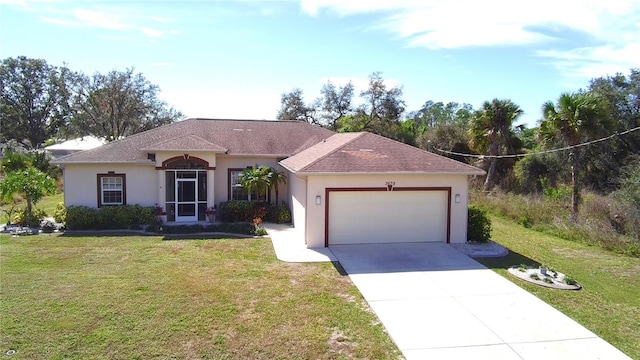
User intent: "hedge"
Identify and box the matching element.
[65,205,157,230]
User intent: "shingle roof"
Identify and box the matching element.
[54,119,335,163]
[280,132,485,175]
[141,134,227,152]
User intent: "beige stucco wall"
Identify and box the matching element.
[287,173,307,240]
[62,163,158,207]
[62,153,291,212]
[303,174,471,248]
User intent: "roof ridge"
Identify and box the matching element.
[299,132,366,172]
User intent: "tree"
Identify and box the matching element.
[0,167,56,215]
[239,165,272,201]
[468,99,524,191]
[341,72,405,139]
[0,56,75,149]
[586,69,640,192]
[71,68,182,141]
[267,167,287,205]
[276,88,316,123]
[540,92,611,215]
[317,81,354,130]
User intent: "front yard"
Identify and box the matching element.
[0,235,400,359]
[477,216,640,359]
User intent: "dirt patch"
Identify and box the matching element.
[327,328,356,358]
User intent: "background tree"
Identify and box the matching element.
[540,92,611,215]
[468,99,524,191]
[0,56,75,149]
[276,88,316,123]
[71,68,182,141]
[316,81,354,130]
[341,72,405,139]
[584,69,640,192]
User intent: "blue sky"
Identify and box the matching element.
[1,0,639,127]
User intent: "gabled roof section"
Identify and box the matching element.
[141,134,227,152]
[53,119,335,164]
[280,132,485,175]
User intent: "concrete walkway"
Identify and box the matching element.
[263,223,336,262]
[264,225,631,360]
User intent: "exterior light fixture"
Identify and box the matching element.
[455,194,461,203]
[316,195,321,205]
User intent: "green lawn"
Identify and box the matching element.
[476,216,640,360]
[0,235,401,359]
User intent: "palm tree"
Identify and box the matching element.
[540,92,611,216]
[240,165,271,201]
[267,168,287,205]
[468,99,524,191]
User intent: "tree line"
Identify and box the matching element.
[277,70,640,215]
[0,56,183,149]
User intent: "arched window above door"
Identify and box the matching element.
[161,155,210,169]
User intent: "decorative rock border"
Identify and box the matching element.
[508,265,582,290]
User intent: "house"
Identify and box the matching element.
[53,118,485,248]
[45,136,106,158]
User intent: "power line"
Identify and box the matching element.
[432,125,640,159]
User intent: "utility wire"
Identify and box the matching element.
[432,125,640,159]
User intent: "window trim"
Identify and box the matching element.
[97,173,127,207]
[228,168,249,201]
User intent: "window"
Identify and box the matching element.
[229,170,249,201]
[97,174,126,207]
[228,169,268,202]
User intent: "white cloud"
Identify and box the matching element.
[300,0,640,79]
[38,5,178,39]
[140,27,163,38]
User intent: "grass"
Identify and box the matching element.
[0,193,63,224]
[476,216,640,359]
[0,235,401,359]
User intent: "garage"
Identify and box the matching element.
[326,188,450,246]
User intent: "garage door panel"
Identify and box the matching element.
[328,190,448,245]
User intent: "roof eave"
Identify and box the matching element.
[287,170,487,176]
[52,160,156,166]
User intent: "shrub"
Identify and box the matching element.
[218,201,268,222]
[265,202,292,224]
[65,206,99,230]
[14,208,47,227]
[65,205,156,230]
[53,202,66,223]
[467,205,492,243]
[255,227,268,236]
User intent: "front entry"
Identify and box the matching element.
[165,169,207,222]
[176,172,198,221]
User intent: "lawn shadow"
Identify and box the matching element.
[60,231,157,237]
[474,248,542,270]
[331,261,349,276]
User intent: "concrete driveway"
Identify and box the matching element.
[330,243,631,360]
